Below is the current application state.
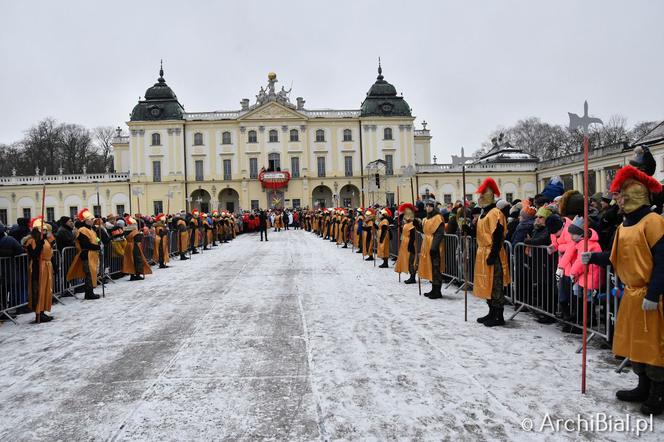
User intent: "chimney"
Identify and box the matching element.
[296,97,305,110]
[241,98,249,111]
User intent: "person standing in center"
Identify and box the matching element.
[417,197,446,299]
[362,208,376,261]
[395,203,418,284]
[473,178,510,327]
[66,208,101,300]
[259,209,269,241]
[122,216,152,281]
[153,213,170,269]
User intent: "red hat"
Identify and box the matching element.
[29,215,51,231]
[77,208,94,221]
[192,209,200,217]
[610,165,662,194]
[397,203,416,214]
[364,208,376,216]
[477,177,501,197]
[155,213,166,223]
[380,208,392,217]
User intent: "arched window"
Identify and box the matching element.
[269,129,279,143]
[343,129,352,142]
[384,127,393,140]
[289,129,299,142]
[151,133,161,146]
[268,152,281,171]
[315,129,325,142]
[222,131,231,145]
[194,132,203,145]
[248,130,257,143]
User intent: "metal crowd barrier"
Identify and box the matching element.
[0,254,29,323]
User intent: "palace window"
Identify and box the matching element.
[385,154,394,176]
[344,156,353,177]
[268,153,281,171]
[46,207,55,222]
[317,157,326,177]
[194,132,203,146]
[0,209,7,225]
[315,129,325,142]
[153,201,163,215]
[443,194,452,204]
[291,157,300,178]
[195,160,204,181]
[292,199,301,209]
[151,133,161,146]
[506,192,514,203]
[290,129,299,142]
[249,158,258,179]
[223,159,232,180]
[251,200,259,210]
[152,160,161,182]
[68,207,77,219]
[93,206,101,218]
[386,192,395,206]
[384,127,393,140]
[269,129,279,143]
[248,130,257,143]
[222,131,232,145]
[116,205,125,216]
[343,129,352,142]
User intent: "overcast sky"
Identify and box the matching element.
[1,0,663,162]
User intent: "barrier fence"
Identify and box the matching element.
[0,227,204,324]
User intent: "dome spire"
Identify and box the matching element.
[158,59,165,84]
[377,57,383,81]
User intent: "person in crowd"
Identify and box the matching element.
[55,216,75,251]
[583,156,664,416]
[153,213,170,269]
[24,217,56,323]
[259,209,269,242]
[189,209,201,254]
[395,203,418,284]
[354,208,364,253]
[597,193,622,252]
[66,208,101,300]
[9,217,30,244]
[417,197,446,299]
[362,208,376,261]
[473,178,510,327]
[175,213,189,260]
[511,206,536,247]
[541,176,565,202]
[377,208,392,268]
[122,216,152,281]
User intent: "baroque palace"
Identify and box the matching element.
[1,63,664,223]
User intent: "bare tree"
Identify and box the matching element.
[629,120,659,143]
[59,124,93,173]
[92,126,116,172]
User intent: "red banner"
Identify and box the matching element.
[259,170,291,189]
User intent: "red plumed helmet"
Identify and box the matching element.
[381,208,392,218]
[29,215,44,230]
[610,165,663,194]
[397,203,416,214]
[77,208,94,221]
[476,177,501,197]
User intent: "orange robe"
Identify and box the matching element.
[362,219,375,257]
[377,219,391,259]
[122,230,153,275]
[353,217,363,248]
[66,226,100,287]
[395,222,416,275]
[153,225,170,264]
[177,219,189,253]
[418,215,445,282]
[473,208,510,299]
[26,237,54,314]
[611,212,664,367]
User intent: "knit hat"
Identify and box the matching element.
[496,199,511,210]
[521,207,537,219]
[57,216,71,226]
[568,216,585,236]
[535,206,552,219]
[545,214,564,234]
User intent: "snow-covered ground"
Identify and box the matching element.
[0,230,661,441]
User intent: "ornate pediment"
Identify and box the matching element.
[239,102,306,121]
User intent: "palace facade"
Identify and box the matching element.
[1,64,664,224]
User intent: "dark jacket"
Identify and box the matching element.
[0,232,24,257]
[55,225,75,251]
[9,218,30,243]
[511,218,534,247]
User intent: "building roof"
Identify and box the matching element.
[130,63,185,121]
[475,134,539,164]
[360,62,411,118]
[633,120,664,146]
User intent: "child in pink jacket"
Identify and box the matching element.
[569,217,603,291]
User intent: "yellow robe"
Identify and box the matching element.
[395,222,415,274]
[153,225,170,264]
[377,219,391,259]
[26,237,54,314]
[611,212,664,367]
[362,219,375,257]
[418,215,445,282]
[122,230,153,275]
[66,226,100,287]
[473,208,510,299]
[177,219,189,253]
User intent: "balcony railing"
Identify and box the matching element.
[0,173,130,186]
[416,162,538,173]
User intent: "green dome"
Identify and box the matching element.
[360,63,411,117]
[130,64,184,121]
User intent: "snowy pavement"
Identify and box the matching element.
[0,229,661,441]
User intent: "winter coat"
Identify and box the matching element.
[541,180,565,201]
[55,225,75,251]
[556,220,577,277]
[569,228,603,290]
[0,233,24,257]
[9,218,30,243]
[511,218,534,247]
[550,217,573,253]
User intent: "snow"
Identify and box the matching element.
[0,230,662,441]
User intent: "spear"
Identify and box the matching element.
[568,100,603,394]
[95,183,105,298]
[462,164,468,322]
[40,172,46,238]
